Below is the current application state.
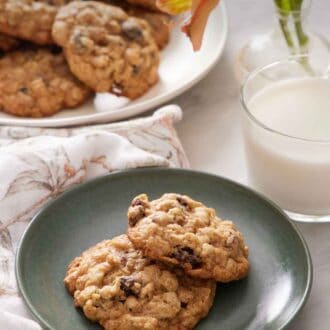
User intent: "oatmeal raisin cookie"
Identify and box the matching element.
[52,1,160,99]
[65,234,216,330]
[127,193,250,282]
[0,47,91,117]
[0,0,71,44]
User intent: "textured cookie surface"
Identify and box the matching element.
[132,9,170,49]
[0,47,91,117]
[125,0,160,12]
[107,0,171,49]
[52,1,160,99]
[127,193,250,282]
[64,234,216,330]
[0,33,20,51]
[0,0,70,44]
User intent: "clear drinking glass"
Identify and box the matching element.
[241,55,330,222]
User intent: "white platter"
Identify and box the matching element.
[0,3,228,127]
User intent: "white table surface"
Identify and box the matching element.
[173,1,330,329]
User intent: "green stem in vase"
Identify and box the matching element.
[294,18,309,49]
[274,0,296,54]
[290,0,315,74]
[279,19,296,52]
[290,0,309,52]
[275,0,314,75]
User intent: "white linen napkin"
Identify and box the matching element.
[0,105,188,329]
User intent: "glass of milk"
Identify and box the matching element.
[241,55,330,222]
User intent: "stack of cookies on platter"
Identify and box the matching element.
[0,0,170,117]
[64,193,250,330]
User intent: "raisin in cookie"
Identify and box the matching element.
[0,0,71,45]
[0,47,91,117]
[52,1,160,99]
[65,234,216,330]
[107,0,171,49]
[127,193,250,282]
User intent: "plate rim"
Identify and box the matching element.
[15,167,313,329]
[1,4,228,128]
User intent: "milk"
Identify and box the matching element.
[244,77,330,215]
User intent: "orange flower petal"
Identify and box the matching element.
[182,0,219,51]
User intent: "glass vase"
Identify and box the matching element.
[236,0,329,82]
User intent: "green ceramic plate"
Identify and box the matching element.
[16,168,312,330]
